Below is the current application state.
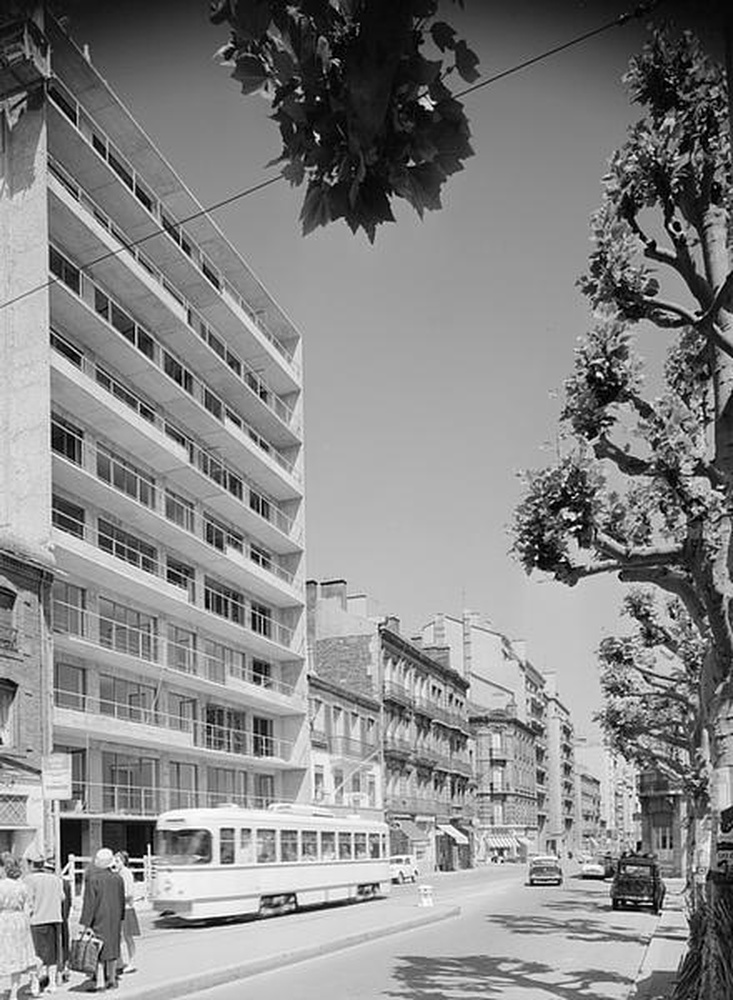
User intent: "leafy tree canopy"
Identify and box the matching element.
[209,0,478,240]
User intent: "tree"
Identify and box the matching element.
[209,0,477,240]
[511,27,733,999]
[595,589,706,884]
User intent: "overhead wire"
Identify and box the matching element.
[0,0,666,316]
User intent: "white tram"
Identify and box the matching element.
[151,803,391,921]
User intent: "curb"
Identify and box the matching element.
[116,904,461,1000]
[628,903,688,1000]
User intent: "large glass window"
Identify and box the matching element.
[99,597,157,661]
[220,827,235,865]
[302,830,318,861]
[54,662,86,711]
[320,831,336,861]
[0,681,18,747]
[207,767,236,806]
[52,582,86,637]
[204,579,245,626]
[98,519,158,574]
[52,495,85,539]
[253,717,274,757]
[156,828,211,865]
[96,445,155,508]
[49,246,80,293]
[51,415,83,465]
[280,830,299,863]
[168,694,196,733]
[167,625,196,674]
[369,834,381,859]
[354,833,367,859]
[256,829,276,864]
[169,762,197,809]
[338,832,353,860]
[167,558,195,600]
[102,752,158,814]
[99,674,157,723]
[165,490,195,533]
[250,602,272,638]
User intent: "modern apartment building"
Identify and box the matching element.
[0,11,308,859]
[544,672,576,858]
[575,768,603,856]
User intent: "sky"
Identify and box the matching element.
[59,0,717,735]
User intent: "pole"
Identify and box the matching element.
[53,798,61,874]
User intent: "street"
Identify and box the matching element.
[175,867,659,1000]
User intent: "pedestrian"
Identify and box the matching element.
[78,848,125,992]
[112,851,139,975]
[0,852,40,1000]
[25,856,64,993]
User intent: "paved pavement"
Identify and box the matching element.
[630,878,689,1000]
[12,871,691,999]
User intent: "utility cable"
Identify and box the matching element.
[0,0,666,315]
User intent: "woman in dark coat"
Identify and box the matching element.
[79,849,125,991]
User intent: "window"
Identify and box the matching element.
[51,415,83,465]
[333,769,344,805]
[256,829,276,864]
[49,83,77,124]
[369,833,381,859]
[251,603,272,638]
[302,830,318,861]
[313,766,325,802]
[250,544,272,572]
[354,833,367,859]
[163,352,193,395]
[338,832,353,860]
[99,597,157,661]
[96,445,156,508]
[165,490,195,533]
[54,663,86,711]
[207,767,236,806]
[168,693,196,733]
[108,147,134,189]
[367,776,376,808]
[249,490,271,522]
[102,752,158,814]
[253,717,274,757]
[95,368,156,424]
[50,329,83,367]
[251,659,272,688]
[204,578,245,626]
[202,258,221,290]
[167,558,195,600]
[167,625,197,675]
[52,582,85,637]
[239,828,254,864]
[253,773,274,808]
[100,674,156,723]
[320,831,336,861]
[169,762,197,809]
[280,830,299,863]
[98,519,158,574]
[203,389,223,421]
[110,302,136,344]
[49,246,80,294]
[0,681,18,746]
[220,828,235,865]
[0,589,17,651]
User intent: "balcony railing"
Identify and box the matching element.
[382,681,413,707]
[48,82,299,372]
[50,355,297,545]
[329,736,379,760]
[48,156,300,434]
[59,781,284,816]
[383,734,413,757]
[54,689,291,761]
[51,596,298,697]
[49,243,299,483]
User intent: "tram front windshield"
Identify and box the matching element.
[156,828,212,865]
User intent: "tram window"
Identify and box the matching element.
[338,832,352,860]
[369,834,381,859]
[280,829,299,863]
[380,834,387,858]
[302,830,318,861]
[257,828,277,864]
[321,831,336,861]
[156,828,212,865]
[239,828,254,863]
[220,827,235,865]
[354,833,367,859]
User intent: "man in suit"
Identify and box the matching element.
[79,848,125,991]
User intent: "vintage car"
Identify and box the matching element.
[389,854,419,883]
[610,854,666,912]
[527,855,563,886]
[580,857,607,879]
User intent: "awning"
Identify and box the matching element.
[482,834,518,849]
[395,819,430,843]
[437,824,469,845]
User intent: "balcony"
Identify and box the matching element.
[384,794,438,816]
[58,783,284,817]
[48,245,301,500]
[0,18,49,100]
[382,681,413,709]
[382,734,413,759]
[50,349,300,554]
[51,597,303,714]
[54,689,195,752]
[329,736,378,761]
[310,728,329,750]
[47,84,300,391]
[48,159,301,444]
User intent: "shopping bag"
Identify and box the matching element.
[69,929,103,975]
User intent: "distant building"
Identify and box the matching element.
[544,673,576,858]
[575,739,640,855]
[637,769,685,877]
[576,768,603,855]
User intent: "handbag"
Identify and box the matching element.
[69,929,104,975]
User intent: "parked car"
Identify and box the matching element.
[389,854,419,883]
[580,857,607,879]
[610,854,666,912]
[602,853,618,878]
[527,855,563,886]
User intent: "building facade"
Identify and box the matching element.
[544,673,576,858]
[1,10,308,859]
[575,768,603,856]
[471,705,537,861]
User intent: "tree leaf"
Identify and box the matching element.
[454,39,480,83]
[430,21,456,52]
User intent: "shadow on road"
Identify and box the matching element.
[383,953,634,999]
[486,910,650,946]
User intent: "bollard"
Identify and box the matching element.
[417,884,434,907]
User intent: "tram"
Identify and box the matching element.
[151,803,391,921]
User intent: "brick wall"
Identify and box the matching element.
[314,635,377,699]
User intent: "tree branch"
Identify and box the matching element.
[642,296,698,327]
[594,436,654,477]
[595,532,684,565]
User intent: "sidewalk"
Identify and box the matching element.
[630,878,689,1000]
[53,889,459,1000]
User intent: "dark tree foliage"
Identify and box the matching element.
[209,0,477,240]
